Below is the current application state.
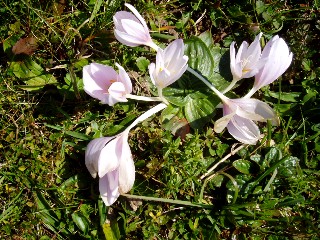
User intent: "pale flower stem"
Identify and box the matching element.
[148,41,160,51]
[121,193,213,209]
[244,87,257,98]
[221,78,238,94]
[126,94,162,102]
[263,168,278,192]
[200,144,246,180]
[126,103,167,132]
[186,67,228,101]
[157,88,169,105]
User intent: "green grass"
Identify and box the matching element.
[0,0,319,239]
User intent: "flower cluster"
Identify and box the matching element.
[214,34,292,144]
[83,3,188,206]
[82,3,292,206]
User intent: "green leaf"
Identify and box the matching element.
[161,104,189,136]
[136,56,150,73]
[208,47,232,90]
[277,156,300,177]
[254,155,290,185]
[256,0,266,15]
[196,32,232,89]
[89,0,103,23]
[232,159,254,174]
[198,31,215,49]
[102,222,118,240]
[98,199,107,226]
[65,131,90,140]
[185,36,215,79]
[10,58,57,90]
[184,93,218,129]
[72,211,90,235]
[266,91,301,102]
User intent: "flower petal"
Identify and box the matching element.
[99,170,120,206]
[228,116,261,145]
[83,63,118,102]
[150,39,188,88]
[98,136,122,178]
[114,29,145,47]
[125,3,149,31]
[214,112,235,133]
[117,135,135,194]
[116,63,132,93]
[107,82,128,105]
[85,137,114,178]
[253,36,292,91]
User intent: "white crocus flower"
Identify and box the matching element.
[85,103,167,206]
[149,39,188,89]
[83,63,132,106]
[245,35,293,98]
[214,98,278,145]
[223,33,266,93]
[85,133,134,206]
[113,3,158,50]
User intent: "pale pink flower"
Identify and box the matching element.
[85,133,135,206]
[85,103,167,206]
[83,63,132,106]
[246,35,293,98]
[230,33,265,81]
[114,3,158,50]
[149,39,188,89]
[214,98,278,145]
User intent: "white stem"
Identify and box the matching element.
[126,94,162,102]
[157,88,169,105]
[125,103,167,132]
[200,144,246,180]
[244,87,257,98]
[263,168,278,192]
[221,78,238,94]
[186,67,228,101]
[148,41,161,52]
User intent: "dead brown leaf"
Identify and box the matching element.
[12,37,38,55]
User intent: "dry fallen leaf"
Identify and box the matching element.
[12,37,38,55]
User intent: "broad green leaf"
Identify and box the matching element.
[185,36,215,78]
[10,58,57,90]
[256,0,266,15]
[265,147,282,164]
[208,47,232,90]
[233,159,254,174]
[277,156,300,177]
[198,31,215,49]
[211,174,224,187]
[74,58,89,70]
[184,93,218,129]
[163,87,187,107]
[197,31,232,89]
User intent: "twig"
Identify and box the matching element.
[200,144,246,180]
